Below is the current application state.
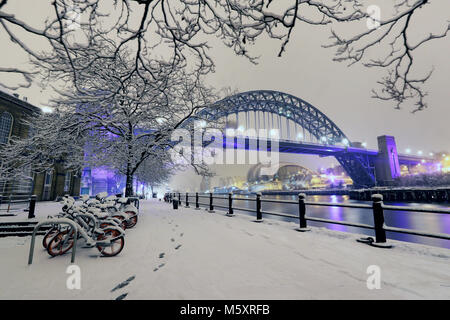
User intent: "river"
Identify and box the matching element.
[201,195,450,249]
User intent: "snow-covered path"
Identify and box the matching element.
[0,199,449,299]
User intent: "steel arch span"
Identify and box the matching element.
[186,90,376,187]
[195,90,349,145]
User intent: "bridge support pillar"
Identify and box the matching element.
[374,135,400,186]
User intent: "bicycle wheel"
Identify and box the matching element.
[47,230,74,257]
[125,212,138,228]
[42,227,59,249]
[96,228,125,257]
[99,221,116,229]
[112,215,127,230]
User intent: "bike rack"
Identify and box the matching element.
[28,218,79,265]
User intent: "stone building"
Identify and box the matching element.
[0,89,80,200]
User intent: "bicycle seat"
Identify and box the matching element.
[72,206,85,213]
[97,203,109,209]
[79,195,90,202]
[105,195,117,202]
[95,192,108,200]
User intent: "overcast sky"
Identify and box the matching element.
[1,1,448,191]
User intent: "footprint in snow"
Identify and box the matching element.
[159,252,165,258]
[170,238,175,242]
[154,263,165,272]
[180,233,184,237]
[175,244,182,250]
[111,275,136,292]
[115,293,128,300]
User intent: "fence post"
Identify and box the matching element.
[195,192,200,210]
[226,192,234,216]
[28,195,37,219]
[254,192,263,222]
[370,194,391,248]
[296,193,310,232]
[208,192,215,213]
[173,195,179,210]
[185,192,190,208]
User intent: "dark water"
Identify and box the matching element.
[202,195,450,249]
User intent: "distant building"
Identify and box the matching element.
[0,90,80,200]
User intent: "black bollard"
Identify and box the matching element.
[208,192,215,213]
[295,193,310,232]
[195,192,200,210]
[185,192,190,208]
[28,195,37,219]
[254,192,263,222]
[226,192,234,216]
[370,194,391,248]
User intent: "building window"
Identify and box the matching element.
[42,170,53,200]
[64,171,72,193]
[0,112,13,144]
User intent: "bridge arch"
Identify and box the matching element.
[192,90,349,145]
[183,90,375,187]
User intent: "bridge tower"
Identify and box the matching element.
[374,135,401,186]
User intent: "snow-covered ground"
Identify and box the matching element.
[0,199,449,299]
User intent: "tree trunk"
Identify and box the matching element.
[125,123,134,197]
[125,165,133,197]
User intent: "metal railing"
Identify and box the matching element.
[0,194,37,218]
[164,192,450,247]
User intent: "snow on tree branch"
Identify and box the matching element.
[1,0,447,111]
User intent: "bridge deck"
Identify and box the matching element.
[214,136,431,164]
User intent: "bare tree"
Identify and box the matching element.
[1,35,222,196]
[1,0,448,112]
[135,155,172,195]
[0,109,86,181]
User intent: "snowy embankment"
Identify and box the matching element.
[0,199,449,299]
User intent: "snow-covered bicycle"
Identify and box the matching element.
[46,197,125,257]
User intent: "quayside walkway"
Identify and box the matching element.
[0,199,448,299]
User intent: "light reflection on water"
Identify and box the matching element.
[209,194,450,249]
